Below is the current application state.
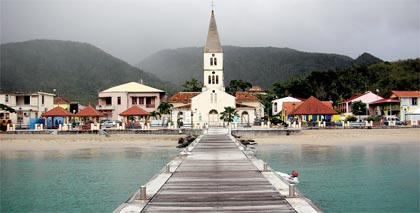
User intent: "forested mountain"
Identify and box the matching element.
[137,46,382,89]
[1,40,172,104]
[271,59,420,104]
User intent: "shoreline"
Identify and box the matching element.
[1,128,419,152]
[252,128,420,146]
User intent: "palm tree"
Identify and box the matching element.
[148,111,161,120]
[157,102,173,126]
[157,102,173,115]
[220,106,238,125]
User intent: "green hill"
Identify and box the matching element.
[0,39,172,104]
[137,46,382,89]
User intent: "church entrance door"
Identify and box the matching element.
[241,111,249,126]
[208,109,219,127]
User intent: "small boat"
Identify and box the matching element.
[275,171,299,185]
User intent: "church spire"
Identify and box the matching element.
[204,10,222,53]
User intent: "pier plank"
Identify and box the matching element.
[141,132,296,212]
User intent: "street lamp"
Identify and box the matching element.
[191,108,197,129]
[18,107,22,129]
[404,107,407,125]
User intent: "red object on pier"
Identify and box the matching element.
[291,171,299,177]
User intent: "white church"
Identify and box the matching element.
[169,10,264,127]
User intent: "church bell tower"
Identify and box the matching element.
[203,10,224,92]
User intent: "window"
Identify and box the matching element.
[42,95,44,105]
[117,97,121,105]
[208,76,211,84]
[412,98,418,106]
[214,58,217,65]
[5,95,9,103]
[212,75,215,84]
[216,75,219,84]
[146,97,155,108]
[210,58,213,66]
[105,97,112,105]
[139,97,144,105]
[24,96,30,105]
[132,97,137,105]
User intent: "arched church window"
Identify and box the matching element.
[212,75,215,84]
[210,58,213,66]
[214,58,217,65]
[208,76,211,84]
[216,75,219,84]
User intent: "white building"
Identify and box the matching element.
[0,92,55,128]
[169,10,264,127]
[97,82,166,121]
[272,97,302,115]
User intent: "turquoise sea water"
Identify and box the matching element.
[1,147,177,212]
[1,139,419,212]
[257,141,420,213]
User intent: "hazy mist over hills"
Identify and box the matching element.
[0,39,171,104]
[137,46,383,88]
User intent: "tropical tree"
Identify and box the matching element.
[148,111,161,120]
[352,100,367,116]
[157,102,173,115]
[0,104,16,113]
[182,78,203,92]
[226,80,252,92]
[219,106,238,125]
[157,102,173,126]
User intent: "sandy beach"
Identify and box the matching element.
[0,134,181,151]
[253,128,420,146]
[1,128,419,152]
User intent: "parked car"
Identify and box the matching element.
[101,120,122,128]
[384,116,404,126]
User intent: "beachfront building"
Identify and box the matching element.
[338,91,383,116]
[97,82,166,121]
[370,91,420,123]
[283,96,337,122]
[54,96,84,115]
[272,96,302,116]
[168,10,264,127]
[0,92,55,129]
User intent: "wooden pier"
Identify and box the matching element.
[114,128,320,212]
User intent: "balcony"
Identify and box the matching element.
[96,105,114,110]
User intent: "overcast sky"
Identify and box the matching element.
[1,0,419,64]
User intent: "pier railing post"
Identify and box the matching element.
[165,164,171,173]
[289,184,297,197]
[139,185,146,200]
[263,162,268,172]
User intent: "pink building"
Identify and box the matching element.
[339,91,383,115]
[97,82,165,121]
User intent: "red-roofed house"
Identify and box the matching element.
[390,91,419,122]
[284,96,337,122]
[338,91,383,115]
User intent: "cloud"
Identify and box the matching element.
[1,0,419,64]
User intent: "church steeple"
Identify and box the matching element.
[204,10,222,53]
[203,10,224,92]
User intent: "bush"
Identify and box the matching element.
[367,116,381,122]
[345,115,358,122]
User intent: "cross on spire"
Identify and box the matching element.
[211,0,215,11]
